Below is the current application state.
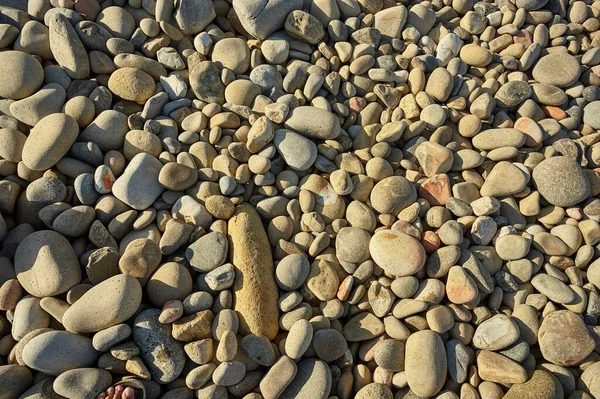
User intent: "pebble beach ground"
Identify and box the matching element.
[0,0,600,398]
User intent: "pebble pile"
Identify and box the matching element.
[0,0,600,398]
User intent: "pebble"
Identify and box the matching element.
[532,156,590,207]
[62,274,142,333]
[276,254,310,291]
[53,368,112,399]
[472,314,520,351]
[186,231,228,272]
[279,358,331,399]
[370,230,426,277]
[112,153,164,210]
[229,204,279,340]
[22,113,79,171]
[0,51,43,99]
[538,310,595,366]
[259,355,297,399]
[133,308,185,384]
[15,230,81,297]
[22,331,99,375]
[405,330,447,397]
[274,129,318,171]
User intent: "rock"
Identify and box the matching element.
[373,339,404,371]
[22,331,99,375]
[79,110,129,152]
[233,0,303,40]
[26,176,67,204]
[15,230,81,297]
[275,254,310,291]
[425,68,453,102]
[259,356,297,399]
[95,6,134,39]
[480,161,529,197]
[531,274,576,304]
[284,106,340,140]
[212,38,250,74]
[415,141,453,177]
[229,203,279,340]
[356,384,393,399]
[186,231,228,272]
[373,6,407,38]
[407,4,436,35]
[189,61,225,104]
[343,312,385,341]
[108,67,155,103]
[579,361,600,398]
[48,13,89,79]
[370,230,426,277]
[312,328,347,362]
[336,227,371,263]
[285,10,325,44]
[405,330,447,397]
[472,129,525,150]
[460,44,493,67]
[0,50,43,100]
[53,368,112,399]
[273,129,318,171]
[9,83,66,126]
[504,370,563,399]
[147,262,193,307]
[0,127,26,163]
[538,310,595,366]
[286,319,313,360]
[240,334,276,366]
[532,156,590,207]
[533,53,581,88]
[477,350,528,384]
[62,274,142,333]
[174,0,215,35]
[0,365,32,399]
[133,308,185,384]
[495,81,531,108]
[172,310,214,341]
[112,153,165,210]
[22,113,79,171]
[279,358,331,399]
[52,205,95,237]
[370,176,416,214]
[472,314,520,350]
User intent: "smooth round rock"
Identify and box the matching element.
[22,331,99,375]
[405,330,447,398]
[22,113,79,171]
[108,67,155,103]
[15,230,81,297]
[472,314,520,351]
[53,368,112,399]
[532,53,581,88]
[62,274,142,333]
[279,358,331,399]
[211,38,250,74]
[276,254,310,291]
[0,50,43,99]
[538,310,595,366]
[370,176,417,214]
[532,156,590,207]
[370,229,426,277]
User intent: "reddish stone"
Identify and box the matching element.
[418,174,451,206]
[421,231,441,253]
[541,105,567,120]
[513,30,533,47]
